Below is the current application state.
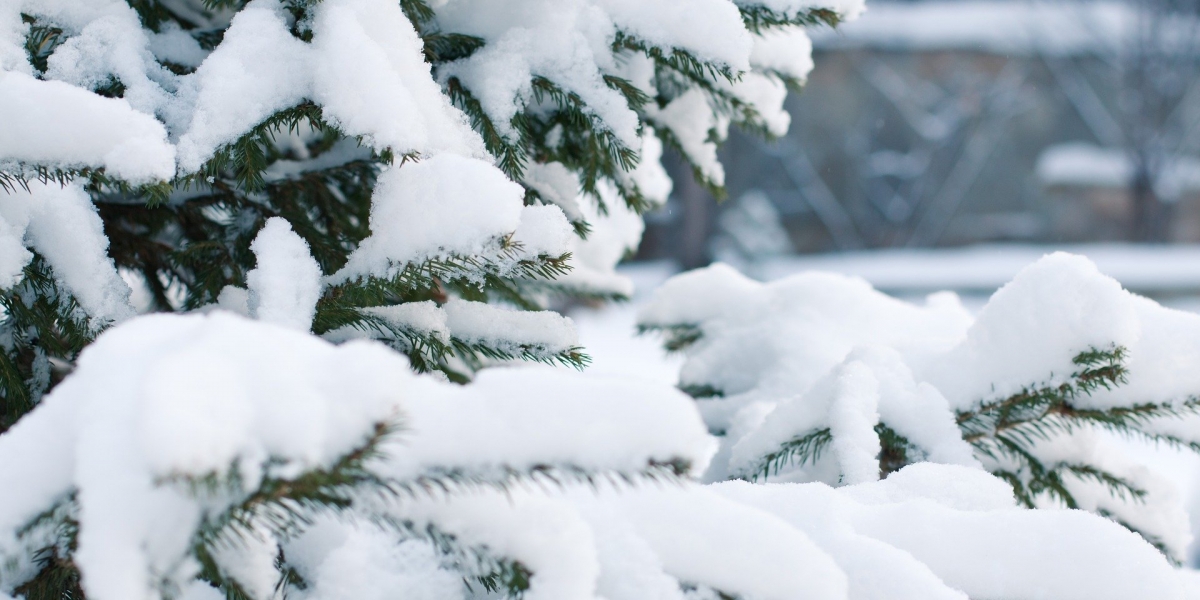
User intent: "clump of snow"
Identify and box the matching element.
[717,462,1187,600]
[386,462,1186,600]
[323,300,453,346]
[751,27,816,83]
[330,155,526,284]
[443,299,578,356]
[0,72,175,183]
[620,131,674,205]
[380,364,715,480]
[924,253,1141,409]
[246,218,323,331]
[286,519,465,600]
[648,89,726,187]
[0,211,32,290]
[0,181,134,324]
[525,161,587,223]
[512,204,575,259]
[308,0,486,159]
[173,2,311,173]
[557,182,650,298]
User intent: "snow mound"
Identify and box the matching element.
[641,252,1200,560]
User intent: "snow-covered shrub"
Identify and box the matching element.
[640,252,1200,562]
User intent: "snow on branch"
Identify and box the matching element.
[640,252,1200,562]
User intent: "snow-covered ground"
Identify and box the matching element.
[571,246,1200,566]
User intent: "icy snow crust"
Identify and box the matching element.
[0,310,1188,599]
[640,252,1200,560]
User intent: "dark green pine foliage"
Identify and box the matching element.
[0,0,835,429]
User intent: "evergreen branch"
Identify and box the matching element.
[202,0,246,11]
[184,420,401,545]
[650,125,727,199]
[1063,464,1148,504]
[0,165,172,207]
[745,428,833,481]
[367,519,532,600]
[400,0,436,27]
[450,338,591,372]
[180,102,330,194]
[678,383,724,399]
[876,423,915,478]
[315,248,573,332]
[10,497,81,600]
[603,75,652,111]
[423,32,486,63]
[613,31,738,86]
[1,257,96,431]
[323,311,454,373]
[383,459,693,501]
[21,16,64,73]
[738,5,844,34]
[446,78,527,179]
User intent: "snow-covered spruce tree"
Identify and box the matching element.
[0,1,1195,600]
[0,0,847,422]
[639,253,1200,563]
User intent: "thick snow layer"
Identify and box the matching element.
[717,463,1188,600]
[751,27,815,83]
[330,155,526,283]
[173,2,311,172]
[0,311,716,599]
[308,0,486,159]
[386,463,1185,600]
[512,204,575,260]
[641,253,1200,558]
[379,365,715,481]
[0,72,175,183]
[3,0,485,178]
[246,218,323,331]
[0,182,134,324]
